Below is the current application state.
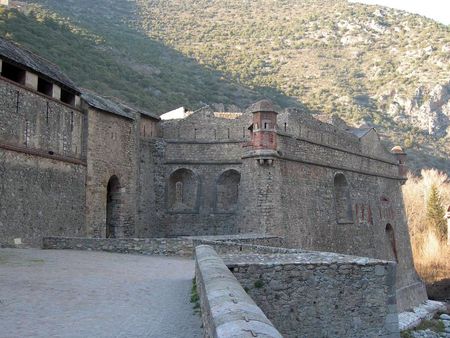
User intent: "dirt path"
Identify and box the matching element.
[0,249,202,338]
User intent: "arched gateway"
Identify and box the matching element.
[106,176,121,238]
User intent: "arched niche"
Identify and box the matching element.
[167,168,199,212]
[215,169,241,213]
[334,173,353,224]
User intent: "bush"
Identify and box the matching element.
[427,184,447,240]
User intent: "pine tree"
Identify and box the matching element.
[426,184,447,240]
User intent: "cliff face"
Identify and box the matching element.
[387,83,450,137]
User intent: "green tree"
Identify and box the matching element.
[426,184,447,240]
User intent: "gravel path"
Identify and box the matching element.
[0,249,202,338]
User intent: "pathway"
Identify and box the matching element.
[0,249,202,338]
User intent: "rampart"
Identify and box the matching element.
[194,245,283,338]
[0,78,86,247]
[42,234,283,256]
[225,252,399,337]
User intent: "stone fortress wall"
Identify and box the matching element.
[84,104,138,239]
[0,68,86,246]
[0,37,428,325]
[138,110,251,238]
[194,242,399,338]
[226,250,399,337]
[150,101,425,311]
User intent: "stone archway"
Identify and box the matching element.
[106,175,121,238]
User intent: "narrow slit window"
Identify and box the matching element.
[46,102,49,124]
[24,120,30,146]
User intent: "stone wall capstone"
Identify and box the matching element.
[42,234,284,257]
[195,245,283,338]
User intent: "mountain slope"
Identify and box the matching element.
[1,0,449,172]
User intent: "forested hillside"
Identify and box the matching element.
[1,0,449,172]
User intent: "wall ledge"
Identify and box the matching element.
[195,245,283,338]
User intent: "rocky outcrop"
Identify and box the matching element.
[386,82,450,137]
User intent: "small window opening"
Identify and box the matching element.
[284,122,287,132]
[60,89,75,106]
[194,128,197,139]
[70,111,74,131]
[1,61,25,84]
[264,122,268,129]
[227,128,230,139]
[37,77,53,96]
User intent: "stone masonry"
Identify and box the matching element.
[0,36,428,315]
[225,251,399,337]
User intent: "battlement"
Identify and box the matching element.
[161,107,252,141]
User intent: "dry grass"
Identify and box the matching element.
[403,169,450,284]
[413,231,450,283]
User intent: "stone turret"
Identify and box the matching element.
[246,99,278,166]
[391,146,407,178]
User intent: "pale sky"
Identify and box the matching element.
[349,0,450,25]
